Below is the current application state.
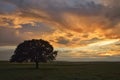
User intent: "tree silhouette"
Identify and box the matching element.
[10,39,58,69]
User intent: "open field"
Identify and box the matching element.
[0,61,120,80]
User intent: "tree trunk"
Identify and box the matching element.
[36,61,39,69]
[35,55,39,69]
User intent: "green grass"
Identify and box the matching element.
[0,61,120,80]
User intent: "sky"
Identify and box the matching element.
[0,0,120,61]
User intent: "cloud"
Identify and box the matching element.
[1,0,119,38]
[20,22,54,33]
[56,37,70,44]
[0,27,22,46]
[57,39,120,61]
[0,0,120,61]
[0,1,17,14]
[0,0,120,45]
[0,0,119,37]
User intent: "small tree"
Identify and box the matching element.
[10,39,58,69]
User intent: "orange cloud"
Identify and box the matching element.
[0,0,120,61]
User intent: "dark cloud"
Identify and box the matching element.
[0,27,22,46]
[0,0,119,31]
[0,1,17,14]
[103,0,120,27]
[19,22,55,33]
[1,0,104,22]
[56,37,70,44]
[1,0,119,25]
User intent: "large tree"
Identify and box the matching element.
[10,39,58,69]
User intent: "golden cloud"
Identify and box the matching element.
[0,0,120,60]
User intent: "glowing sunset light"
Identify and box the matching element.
[100,53,114,56]
[0,0,120,61]
[88,39,120,47]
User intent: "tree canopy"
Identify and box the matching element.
[10,39,58,64]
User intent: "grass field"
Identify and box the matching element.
[0,61,120,80]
